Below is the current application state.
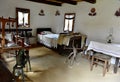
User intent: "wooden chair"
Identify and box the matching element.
[65,45,78,66]
[65,35,81,66]
[65,34,87,66]
[90,52,111,76]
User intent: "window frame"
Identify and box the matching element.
[16,7,30,28]
[63,13,76,33]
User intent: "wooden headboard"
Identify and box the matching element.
[36,28,52,34]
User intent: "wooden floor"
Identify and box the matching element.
[2,46,120,82]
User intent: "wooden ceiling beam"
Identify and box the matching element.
[47,0,62,3]
[26,0,62,6]
[56,0,77,5]
[26,0,96,6]
[83,0,96,4]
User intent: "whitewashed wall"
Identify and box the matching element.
[0,0,57,35]
[54,0,120,44]
[0,0,120,44]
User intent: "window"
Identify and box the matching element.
[16,8,30,27]
[63,13,75,32]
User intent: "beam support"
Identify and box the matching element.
[26,0,62,6]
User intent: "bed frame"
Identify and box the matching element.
[36,28,52,34]
[36,28,87,55]
[36,28,52,45]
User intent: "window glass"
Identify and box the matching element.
[63,13,75,32]
[18,12,23,25]
[16,8,30,27]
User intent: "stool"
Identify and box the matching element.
[90,53,111,76]
[65,46,78,66]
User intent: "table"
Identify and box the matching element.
[87,41,120,73]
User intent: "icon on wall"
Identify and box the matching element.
[55,10,60,16]
[39,9,45,16]
[88,8,97,16]
[115,8,120,17]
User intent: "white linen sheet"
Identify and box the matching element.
[37,33,59,48]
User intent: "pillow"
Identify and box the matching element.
[5,33,13,42]
[38,31,45,35]
[38,31,53,35]
[43,31,53,34]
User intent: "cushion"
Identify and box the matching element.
[94,53,111,59]
[5,33,13,42]
[43,31,53,34]
[39,31,53,35]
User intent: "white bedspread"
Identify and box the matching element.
[87,41,120,58]
[37,34,59,48]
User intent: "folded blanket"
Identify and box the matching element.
[58,33,87,48]
[81,35,87,48]
[62,35,72,46]
[57,34,66,45]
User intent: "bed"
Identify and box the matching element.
[37,28,87,52]
[37,28,59,48]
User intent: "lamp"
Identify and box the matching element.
[39,9,45,16]
[106,28,113,43]
[55,10,60,16]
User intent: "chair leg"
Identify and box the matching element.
[88,54,91,60]
[69,56,74,66]
[107,62,109,72]
[65,52,73,63]
[13,65,17,76]
[25,59,31,72]
[87,50,93,60]
[13,68,15,75]
[27,59,31,71]
[90,56,94,71]
[69,53,77,66]
[95,58,98,67]
[21,68,25,82]
[103,60,107,76]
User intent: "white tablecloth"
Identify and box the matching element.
[87,41,120,64]
[87,41,120,58]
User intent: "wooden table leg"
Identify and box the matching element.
[114,57,119,73]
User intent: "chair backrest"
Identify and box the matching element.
[16,49,27,67]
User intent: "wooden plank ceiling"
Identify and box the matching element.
[26,0,96,6]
